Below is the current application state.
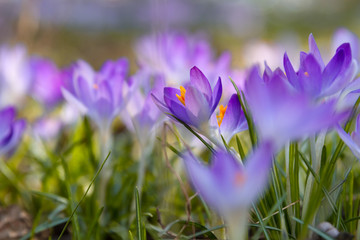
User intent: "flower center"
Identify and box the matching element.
[216,105,227,127]
[93,83,99,89]
[176,86,186,106]
[234,171,246,186]
[304,71,309,77]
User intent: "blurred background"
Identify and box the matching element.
[0,0,360,71]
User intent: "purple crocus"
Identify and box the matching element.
[152,66,222,133]
[32,117,62,141]
[0,44,31,107]
[245,66,347,150]
[62,58,128,131]
[336,114,360,160]
[183,142,273,238]
[135,31,240,101]
[283,33,357,100]
[30,57,64,109]
[183,143,273,211]
[0,107,26,156]
[210,94,247,143]
[121,74,165,146]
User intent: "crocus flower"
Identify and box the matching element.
[62,58,128,132]
[30,57,64,109]
[283,33,357,100]
[32,117,62,141]
[183,143,273,211]
[135,31,240,101]
[121,74,165,146]
[0,44,31,107]
[210,94,247,143]
[152,66,222,133]
[0,106,26,156]
[245,66,347,150]
[336,114,360,160]
[182,142,273,239]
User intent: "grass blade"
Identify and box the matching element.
[20,218,70,240]
[57,151,110,240]
[135,187,145,240]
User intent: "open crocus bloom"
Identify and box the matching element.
[121,74,165,146]
[62,58,128,131]
[152,66,222,133]
[0,107,26,156]
[336,114,360,160]
[182,142,273,214]
[245,66,347,151]
[283,33,357,100]
[30,57,64,109]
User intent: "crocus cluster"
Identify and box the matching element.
[1,28,360,239]
[149,31,360,239]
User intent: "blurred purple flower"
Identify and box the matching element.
[0,44,31,106]
[183,142,273,214]
[121,74,165,146]
[283,33,357,99]
[30,57,64,109]
[32,117,62,141]
[336,76,360,110]
[0,106,26,156]
[245,66,347,150]
[135,31,240,101]
[336,114,360,160]
[62,58,128,131]
[152,66,222,132]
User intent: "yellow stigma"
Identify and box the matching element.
[234,172,246,186]
[176,86,186,106]
[216,105,227,127]
[304,71,309,77]
[93,83,99,89]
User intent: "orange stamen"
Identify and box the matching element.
[216,105,227,127]
[93,83,99,89]
[304,71,309,77]
[176,86,186,106]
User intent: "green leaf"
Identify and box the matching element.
[168,114,214,153]
[252,203,271,240]
[85,206,104,239]
[229,77,257,146]
[129,230,134,240]
[57,151,110,240]
[60,155,80,239]
[135,187,145,240]
[168,220,219,239]
[236,135,246,160]
[30,191,68,205]
[20,218,70,240]
[292,217,335,240]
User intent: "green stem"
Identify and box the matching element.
[302,137,316,226]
